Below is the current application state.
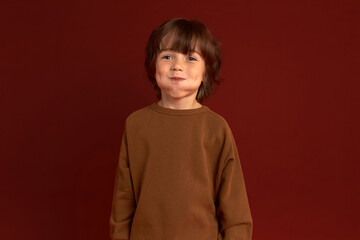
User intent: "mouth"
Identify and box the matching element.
[170,77,185,81]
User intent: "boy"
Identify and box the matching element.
[109,18,253,240]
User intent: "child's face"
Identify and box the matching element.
[155,44,205,103]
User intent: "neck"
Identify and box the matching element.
[157,97,202,110]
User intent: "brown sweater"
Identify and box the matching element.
[109,102,253,240]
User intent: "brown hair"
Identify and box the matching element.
[144,18,222,104]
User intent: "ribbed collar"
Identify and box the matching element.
[150,102,209,116]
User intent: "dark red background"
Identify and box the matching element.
[1,0,359,239]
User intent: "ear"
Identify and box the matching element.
[202,71,207,83]
[202,75,206,83]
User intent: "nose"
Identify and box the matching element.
[171,59,183,71]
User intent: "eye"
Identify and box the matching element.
[187,56,197,61]
[161,55,172,60]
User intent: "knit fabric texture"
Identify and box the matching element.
[109,102,253,240]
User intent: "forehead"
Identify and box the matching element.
[159,31,202,55]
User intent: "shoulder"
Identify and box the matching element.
[125,104,153,127]
[204,107,232,131]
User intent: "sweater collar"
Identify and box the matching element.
[150,102,208,116]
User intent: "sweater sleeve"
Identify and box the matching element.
[109,126,136,240]
[216,125,253,240]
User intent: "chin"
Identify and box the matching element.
[161,88,198,100]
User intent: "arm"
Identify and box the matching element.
[109,127,136,240]
[216,127,253,240]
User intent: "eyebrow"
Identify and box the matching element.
[159,48,202,56]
